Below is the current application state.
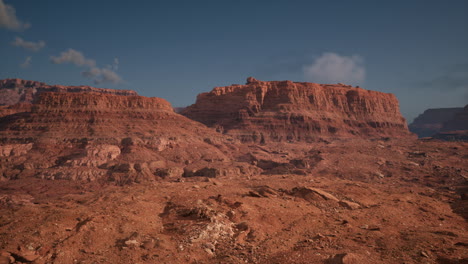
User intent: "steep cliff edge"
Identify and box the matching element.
[182,77,413,142]
[409,107,464,138]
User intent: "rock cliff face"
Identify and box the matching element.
[1,92,174,140]
[0,78,137,106]
[182,78,412,142]
[440,105,468,131]
[409,107,464,138]
[433,105,468,141]
[0,91,257,182]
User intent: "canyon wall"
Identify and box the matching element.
[182,77,413,142]
[0,86,257,182]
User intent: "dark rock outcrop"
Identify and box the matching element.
[433,105,468,141]
[409,108,464,138]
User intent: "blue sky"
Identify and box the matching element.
[1,0,467,122]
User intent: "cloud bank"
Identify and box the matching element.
[12,37,45,52]
[51,49,122,85]
[303,52,365,85]
[0,0,30,31]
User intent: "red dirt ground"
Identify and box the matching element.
[0,138,467,264]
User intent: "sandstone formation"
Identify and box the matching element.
[0,78,137,106]
[409,107,464,138]
[0,88,258,182]
[181,77,413,142]
[0,78,467,263]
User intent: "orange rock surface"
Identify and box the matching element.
[0,78,466,264]
[0,90,257,182]
[182,77,413,142]
[0,78,137,106]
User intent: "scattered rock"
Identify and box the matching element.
[292,186,339,201]
[183,167,219,178]
[408,151,427,157]
[327,253,370,264]
[0,251,14,264]
[247,191,262,198]
[124,240,140,248]
[202,243,215,255]
[17,249,40,262]
[339,200,361,210]
[359,225,380,231]
[249,186,278,198]
[374,172,385,178]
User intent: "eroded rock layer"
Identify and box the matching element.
[0,78,137,107]
[182,78,413,142]
[0,91,258,182]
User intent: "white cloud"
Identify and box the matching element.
[50,49,96,67]
[82,67,101,78]
[0,0,30,31]
[97,68,122,84]
[12,37,45,51]
[82,67,122,84]
[20,56,31,68]
[51,49,123,84]
[303,52,365,85]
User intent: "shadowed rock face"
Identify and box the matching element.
[181,78,413,142]
[409,107,464,138]
[433,105,468,141]
[441,105,468,132]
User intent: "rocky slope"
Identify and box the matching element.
[182,77,413,142]
[0,139,466,264]
[0,91,258,182]
[409,107,464,138]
